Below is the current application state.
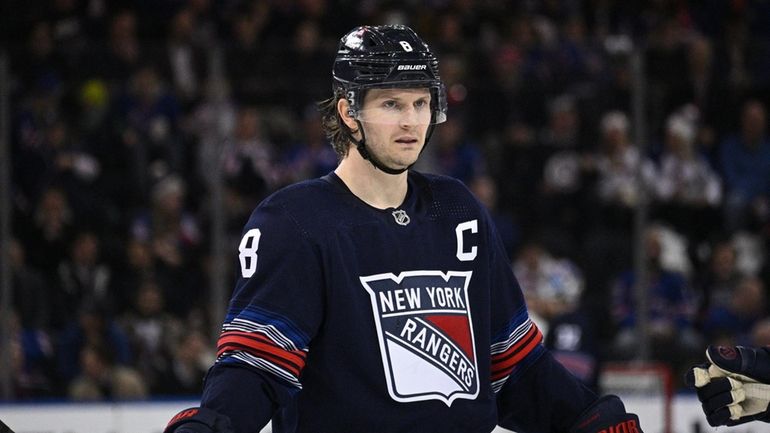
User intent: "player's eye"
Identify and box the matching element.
[382,100,400,110]
[414,99,428,109]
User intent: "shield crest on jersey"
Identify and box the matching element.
[360,270,479,406]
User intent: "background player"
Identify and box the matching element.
[164,25,644,433]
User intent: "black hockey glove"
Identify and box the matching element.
[685,345,770,426]
[164,407,234,433]
[569,395,643,433]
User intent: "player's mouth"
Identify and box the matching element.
[394,136,419,145]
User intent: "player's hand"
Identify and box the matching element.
[685,345,770,426]
[569,395,643,433]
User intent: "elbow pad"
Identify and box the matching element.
[164,407,234,433]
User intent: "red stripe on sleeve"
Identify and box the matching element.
[217,332,306,376]
[490,324,543,381]
[218,331,307,360]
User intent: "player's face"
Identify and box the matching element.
[358,88,432,170]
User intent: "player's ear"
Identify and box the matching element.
[337,98,358,131]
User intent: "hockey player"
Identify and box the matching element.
[687,345,770,426]
[164,25,644,433]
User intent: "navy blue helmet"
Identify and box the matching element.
[332,25,447,125]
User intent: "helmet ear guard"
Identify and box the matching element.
[344,90,358,119]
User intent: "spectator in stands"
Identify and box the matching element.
[68,343,147,401]
[579,112,657,302]
[420,115,484,184]
[10,238,50,330]
[544,308,601,391]
[433,10,472,56]
[550,14,605,95]
[475,28,544,136]
[12,73,65,212]
[287,19,331,109]
[155,330,214,396]
[222,106,280,210]
[73,77,131,229]
[282,105,338,184]
[512,241,599,389]
[437,52,471,118]
[12,21,65,93]
[47,0,91,72]
[719,99,770,231]
[496,124,547,236]
[749,317,770,347]
[24,187,75,291]
[76,78,112,145]
[223,1,274,104]
[469,174,519,259]
[644,17,690,128]
[537,95,592,253]
[610,225,701,376]
[702,276,767,346]
[119,280,183,394]
[653,110,722,244]
[9,311,56,399]
[681,35,723,143]
[188,66,237,194]
[116,64,183,199]
[131,174,203,317]
[112,237,155,315]
[131,175,200,249]
[513,242,583,334]
[93,10,142,89]
[589,111,657,216]
[15,115,103,226]
[55,230,113,323]
[693,238,745,325]
[159,6,209,110]
[539,94,583,151]
[57,301,133,389]
[47,119,102,197]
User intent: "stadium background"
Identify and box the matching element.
[1,0,770,423]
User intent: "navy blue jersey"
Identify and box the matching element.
[204,171,586,433]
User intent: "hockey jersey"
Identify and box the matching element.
[208,171,551,433]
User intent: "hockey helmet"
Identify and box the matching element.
[332,25,447,125]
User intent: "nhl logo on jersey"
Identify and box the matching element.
[391,209,410,226]
[360,270,479,406]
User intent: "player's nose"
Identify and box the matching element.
[399,106,420,128]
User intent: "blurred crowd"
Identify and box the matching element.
[4,0,770,400]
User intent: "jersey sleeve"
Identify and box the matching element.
[201,198,325,430]
[482,212,598,432]
[496,350,598,432]
[490,305,544,392]
[484,210,545,393]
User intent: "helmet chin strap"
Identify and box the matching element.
[347,119,436,176]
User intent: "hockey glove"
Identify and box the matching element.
[569,395,643,433]
[164,407,234,433]
[685,345,770,426]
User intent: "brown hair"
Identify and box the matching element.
[318,92,354,159]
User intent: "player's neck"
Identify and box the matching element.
[335,152,408,210]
